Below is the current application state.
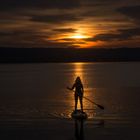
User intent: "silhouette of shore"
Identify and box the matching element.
[0,47,140,63]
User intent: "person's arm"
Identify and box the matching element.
[67,83,75,90]
[71,83,75,90]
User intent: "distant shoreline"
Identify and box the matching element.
[0,60,140,64]
[0,47,140,63]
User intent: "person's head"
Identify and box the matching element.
[75,76,82,84]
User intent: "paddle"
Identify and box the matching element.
[67,87,104,110]
[83,96,104,110]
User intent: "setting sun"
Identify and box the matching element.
[70,34,87,39]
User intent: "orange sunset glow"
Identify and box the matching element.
[0,0,140,48]
[46,27,99,48]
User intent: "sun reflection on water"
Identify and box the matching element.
[73,62,84,80]
[68,63,95,118]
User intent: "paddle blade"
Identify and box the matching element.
[97,104,104,110]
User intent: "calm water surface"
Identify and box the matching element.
[0,62,140,139]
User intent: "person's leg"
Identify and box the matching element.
[79,95,83,112]
[75,94,78,111]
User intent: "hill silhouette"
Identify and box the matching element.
[0,47,140,63]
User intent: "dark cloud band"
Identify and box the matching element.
[31,14,81,24]
[118,5,140,23]
[87,27,140,41]
[0,0,80,11]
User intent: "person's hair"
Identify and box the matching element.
[75,76,82,84]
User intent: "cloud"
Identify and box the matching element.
[1,0,140,48]
[0,0,80,11]
[87,27,140,41]
[0,29,79,48]
[31,14,81,24]
[118,5,140,23]
[37,41,78,48]
[52,28,76,33]
[0,29,48,45]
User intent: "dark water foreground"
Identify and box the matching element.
[0,62,140,139]
[0,117,139,140]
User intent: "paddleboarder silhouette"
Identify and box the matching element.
[68,76,84,112]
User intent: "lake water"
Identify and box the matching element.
[0,62,140,139]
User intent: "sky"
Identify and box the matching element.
[0,0,140,48]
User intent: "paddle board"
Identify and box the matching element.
[71,110,87,120]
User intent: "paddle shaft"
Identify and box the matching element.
[67,87,104,110]
[83,96,98,106]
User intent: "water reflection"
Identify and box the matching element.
[74,118,104,140]
[74,119,85,140]
[72,63,94,117]
[73,63,84,81]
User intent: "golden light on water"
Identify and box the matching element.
[72,63,84,110]
[72,63,92,111]
[73,62,84,79]
[67,63,96,118]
